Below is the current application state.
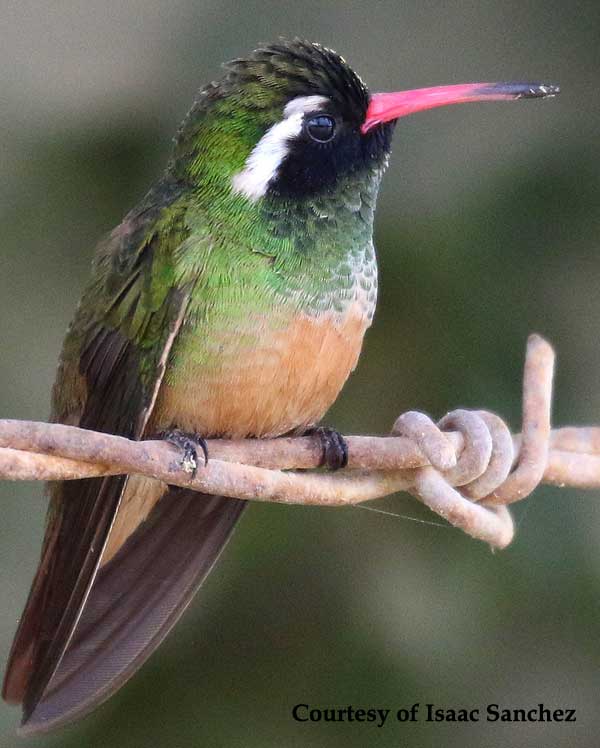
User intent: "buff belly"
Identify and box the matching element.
[149,300,370,439]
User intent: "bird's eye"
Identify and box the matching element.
[306,115,336,143]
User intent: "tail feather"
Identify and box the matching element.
[18,489,245,735]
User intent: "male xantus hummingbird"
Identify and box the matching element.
[3,39,557,733]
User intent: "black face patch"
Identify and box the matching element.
[267,111,395,200]
[224,40,394,199]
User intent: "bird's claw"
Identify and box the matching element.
[307,426,349,470]
[162,429,209,478]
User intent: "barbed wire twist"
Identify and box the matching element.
[1,334,599,549]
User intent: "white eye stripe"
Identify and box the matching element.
[283,95,330,118]
[231,95,330,201]
[231,113,304,201]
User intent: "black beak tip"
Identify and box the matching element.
[479,82,560,100]
[523,83,560,99]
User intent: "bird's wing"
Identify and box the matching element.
[2,186,246,733]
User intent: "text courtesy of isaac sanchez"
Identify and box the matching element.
[291,703,576,727]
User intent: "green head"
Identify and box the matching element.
[170,38,557,213]
[170,39,393,211]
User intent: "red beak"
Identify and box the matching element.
[361,81,559,134]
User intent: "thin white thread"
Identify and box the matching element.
[353,503,454,530]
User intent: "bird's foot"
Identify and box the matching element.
[161,429,209,478]
[306,426,349,470]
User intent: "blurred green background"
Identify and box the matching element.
[1,2,600,746]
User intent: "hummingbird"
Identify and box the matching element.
[2,39,557,733]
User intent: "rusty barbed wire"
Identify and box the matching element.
[0,334,599,549]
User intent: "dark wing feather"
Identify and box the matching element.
[1,475,127,709]
[17,476,128,720]
[2,321,147,710]
[22,491,245,732]
[3,183,246,733]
